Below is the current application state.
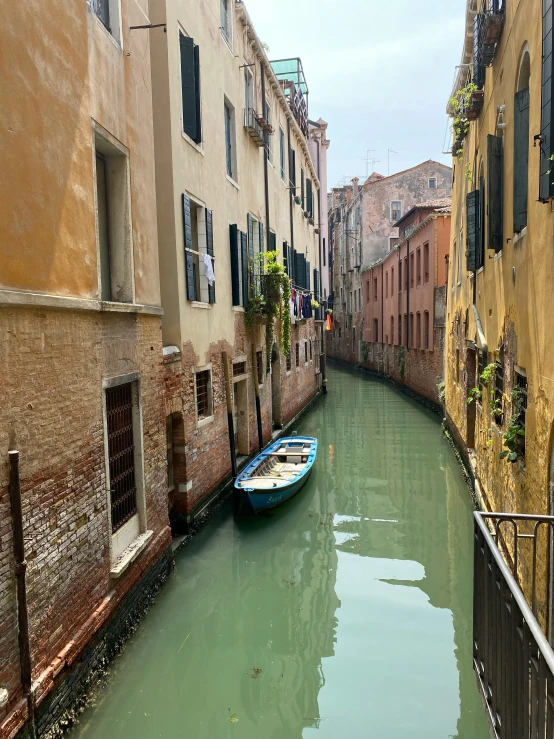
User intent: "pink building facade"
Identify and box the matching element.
[361,200,452,404]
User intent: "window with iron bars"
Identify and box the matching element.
[195,370,212,420]
[106,383,138,533]
[295,343,300,368]
[89,0,110,31]
[514,371,528,454]
[477,350,485,400]
[286,351,292,372]
[233,361,246,377]
[493,361,504,425]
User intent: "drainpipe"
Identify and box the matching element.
[261,62,271,251]
[473,305,488,358]
[9,451,36,739]
[287,118,295,282]
[221,353,237,478]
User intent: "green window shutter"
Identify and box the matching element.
[466,190,479,272]
[193,44,201,144]
[283,241,288,275]
[540,0,554,201]
[269,231,276,252]
[473,13,485,90]
[487,135,503,252]
[247,214,254,258]
[305,260,310,291]
[294,251,302,287]
[182,194,197,300]
[230,224,240,306]
[313,268,319,301]
[476,175,485,270]
[291,247,296,283]
[301,168,305,207]
[179,34,198,142]
[513,87,530,232]
[259,221,264,253]
[240,230,249,307]
[206,209,215,304]
[289,148,296,190]
[306,179,313,217]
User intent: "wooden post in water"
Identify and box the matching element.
[9,451,36,739]
[251,344,263,452]
[221,352,238,478]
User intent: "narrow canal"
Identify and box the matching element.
[70,365,489,738]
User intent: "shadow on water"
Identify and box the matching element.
[68,365,489,739]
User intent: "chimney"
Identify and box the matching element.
[351,177,359,198]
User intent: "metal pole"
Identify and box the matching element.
[251,345,263,452]
[261,62,271,251]
[221,353,238,478]
[9,451,36,739]
[321,322,327,394]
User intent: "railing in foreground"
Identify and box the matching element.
[473,512,554,738]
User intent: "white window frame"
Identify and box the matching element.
[193,364,214,428]
[428,177,437,189]
[89,0,123,48]
[224,96,237,183]
[390,200,402,222]
[220,0,232,47]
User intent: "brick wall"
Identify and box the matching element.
[0,307,171,735]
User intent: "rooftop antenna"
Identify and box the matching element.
[369,158,380,174]
[388,149,398,176]
[364,149,376,178]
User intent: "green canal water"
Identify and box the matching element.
[70,365,489,739]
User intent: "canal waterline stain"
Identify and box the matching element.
[68,365,489,738]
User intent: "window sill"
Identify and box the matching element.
[0,289,164,315]
[493,251,502,263]
[110,530,153,579]
[191,301,212,309]
[226,175,240,190]
[220,30,233,53]
[476,267,484,276]
[197,415,215,429]
[232,306,245,312]
[513,227,527,245]
[181,131,204,155]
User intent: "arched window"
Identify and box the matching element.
[514,46,530,233]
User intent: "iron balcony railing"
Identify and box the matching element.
[473,512,554,739]
[244,108,265,147]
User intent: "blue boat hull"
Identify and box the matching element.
[234,436,317,514]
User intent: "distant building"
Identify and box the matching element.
[328,160,452,366]
[308,119,331,301]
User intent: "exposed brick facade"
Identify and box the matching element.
[0,308,171,737]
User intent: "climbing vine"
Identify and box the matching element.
[244,250,291,357]
[500,387,526,463]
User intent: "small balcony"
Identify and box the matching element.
[270,58,309,138]
[244,108,265,147]
[473,512,554,738]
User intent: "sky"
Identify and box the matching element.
[244,0,467,188]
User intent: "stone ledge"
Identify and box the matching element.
[0,688,8,711]
[110,530,153,579]
[0,289,163,316]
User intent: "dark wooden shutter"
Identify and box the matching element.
[259,222,264,253]
[513,87,530,232]
[540,0,554,201]
[240,230,249,307]
[301,168,305,207]
[466,190,479,272]
[314,269,320,301]
[247,214,254,259]
[180,34,198,142]
[291,247,296,282]
[205,208,215,303]
[487,135,503,252]
[268,231,276,252]
[295,252,304,287]
[306,179,313,217]
[283,241,289,275]
[473,13,485,90]
[193,44,201,144]
[289,148,296,190]
[182,194,196,300]
[305,260,311,290]
[230,224,240,306]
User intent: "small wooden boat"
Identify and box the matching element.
[235,436,318,513]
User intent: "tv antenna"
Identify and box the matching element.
[387,149,398,176]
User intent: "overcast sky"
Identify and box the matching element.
[245,0,466,187]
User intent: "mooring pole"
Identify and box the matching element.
[251,344,264,452]
[9,451,36,739]
[221,353,238,478]
[321,323,327,394]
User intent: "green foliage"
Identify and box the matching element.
[465,162,473,183]
[361,341,369,363]
[398,346,405,379]
[311,299,320,309]
[467,387,482,404]
[437,380,446,405]
[449,82,480,159]
[500,387,526,463]
[245,251,291,356]
[480,362,496,387]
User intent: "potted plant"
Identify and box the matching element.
[308,217,314,226]
[484,9,504,45]
[245,251,291,358]
[303,210,309,218]
[311,299,320,310]
[314,228,319,235]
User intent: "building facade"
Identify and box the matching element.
[308,119,331,300]
[327,161,451,367]
[149,0,325,527]
[361,201,451,405]
[0,0,172,735]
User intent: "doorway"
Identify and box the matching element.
[271,344,282,429]
[233,379,249,455]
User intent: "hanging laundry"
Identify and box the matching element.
[326,313,332,331]
[203,254,215,286]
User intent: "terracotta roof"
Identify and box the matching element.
[413,197,452,211]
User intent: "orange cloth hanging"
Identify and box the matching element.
[326,314,332,331]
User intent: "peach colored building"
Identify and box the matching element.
[361,199,451,404]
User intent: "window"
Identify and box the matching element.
[541,12,554,199]
[404,258,408,290]
[306,178,314,218]
[182,195,215,304]
[416,312,421,348]
[195,369,213,420]
[233,360,246,377]
[89,0,121,44]
[428,177,437,189]
[295,343,300,368]
[244,68,254,113]
[391,268,395,295]
[105,382,138,534]
[514,371,528,454]
[385,271,389,298]
[286,351,292,372]
[230,225,250,307]
[220,0,232,44]
[410,253,415,287]
[514,50,530,232]
[180,32,201,144]
[374,277,378,301]
[309,340,313,361]
[323,237,326,267]
[256,351,264,384]
[373,318,379,342]
[478,350,485,396]
[494,361,504,425]
[424,311,429,349]
[279,128,286,180]
[366,281,370,302]
[301,167,305,206]
[353,327,356,351]
[289,147,297,193]
[409,313,414,348]
[391,316,394,344]
[398,315,402,344]
[264,99,272,162]
[94,130,133,303]
[391,201,402,222]
[358,288,361,309]
[398,262,402,292]
[90,0,110,32]
[423,243,429,284]
[416,248,421,286]
[166,416,174,493]
[404,314,408,345]
[224,100,236,179]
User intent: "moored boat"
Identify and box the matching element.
[235,436,318,513]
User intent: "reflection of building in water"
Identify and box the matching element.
[229,464,340,737]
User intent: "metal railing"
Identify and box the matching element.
[473,512,554,738]
[244,108,265,147]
